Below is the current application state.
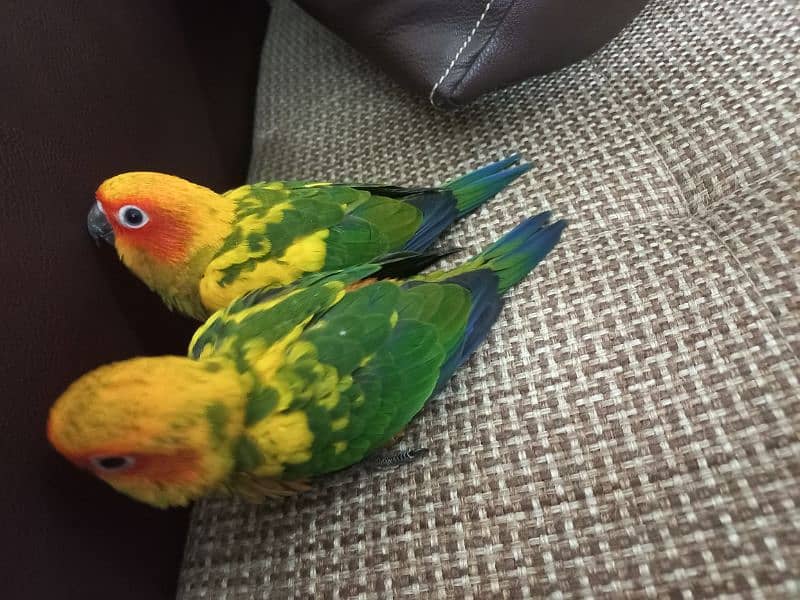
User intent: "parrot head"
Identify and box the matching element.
[89,172,235,319]
[47,356,247,508]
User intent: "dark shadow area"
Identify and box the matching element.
[0,2,269,598]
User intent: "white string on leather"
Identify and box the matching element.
[429,0,495,106]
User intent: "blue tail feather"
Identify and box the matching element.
[472,214,567,293]
[400,154,532,253]
[444,155,532,216]
[445,153,521,188]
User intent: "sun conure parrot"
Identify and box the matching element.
[48,212,566,508]
[87,155,532,320]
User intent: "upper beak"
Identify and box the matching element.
[87,202,114,246]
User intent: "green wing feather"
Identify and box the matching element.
[278,280,473,478]
[213,182,423,287]
[323,195,422,269]
[188,265,382,361]
[192,264,474,480]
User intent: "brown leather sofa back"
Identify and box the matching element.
[0,2,267,598]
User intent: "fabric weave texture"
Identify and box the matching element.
[178,0,799,597]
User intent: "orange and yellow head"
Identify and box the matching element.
[47,356,247,508]
[91,172,235,319]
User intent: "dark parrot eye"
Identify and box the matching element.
[118,205,149,229]
[90,455,136,472]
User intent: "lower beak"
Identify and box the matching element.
[87,203,115,245]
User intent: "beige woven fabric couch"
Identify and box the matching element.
[179,0,799,597]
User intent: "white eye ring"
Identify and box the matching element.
[90,455,137,472]
[117,205,149,229]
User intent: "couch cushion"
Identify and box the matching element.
[180,0,799,597]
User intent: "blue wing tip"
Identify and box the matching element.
[504,161,534,178]
[486,211,567,260]
[492,152,522,167]
[510,211,553,236]
[499,153,535,174]
[532,216,568,244]
[528,218,567,262]
[446,152,531,189]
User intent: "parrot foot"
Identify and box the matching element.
[369,447,429,469]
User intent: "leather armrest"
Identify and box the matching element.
[297,0,648,108]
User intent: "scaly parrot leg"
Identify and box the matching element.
[368,447,429,469]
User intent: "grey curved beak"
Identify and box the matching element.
[87,202,114,246]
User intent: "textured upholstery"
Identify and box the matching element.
[179,0,799,597]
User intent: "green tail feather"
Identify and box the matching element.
[426,212,566,293]
[444,154,533,216]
